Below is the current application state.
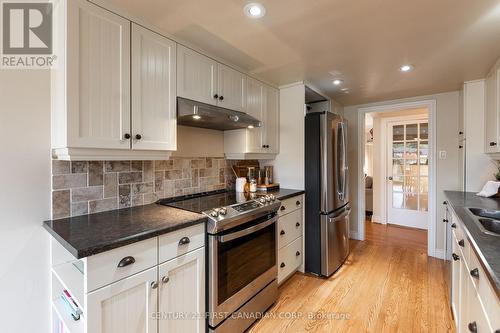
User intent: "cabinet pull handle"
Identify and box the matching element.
[490,142,497,146]
[280,262,285,268]
[280,206,286,211]
[470,268,479,278]
[162,276,170,284]
[452,253,459,261]
[468,321,477,333]
[280,230,285,235]
[451,223,456,228]
[135,134,142,140]
[124,133,131,139]
[213,94,218,99]
[296,251,301,256]
[458,239,464,247]
[151,281,158,289]
[442,219,448,223]
[178,237,190,246]
[296,201,301,206]
[117,256,135,268]
[296,222,300,227]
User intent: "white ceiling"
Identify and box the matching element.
[105,0,500,105]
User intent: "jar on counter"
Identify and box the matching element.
[249,179,257,192]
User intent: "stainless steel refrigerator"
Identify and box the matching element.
[305,111,350,277]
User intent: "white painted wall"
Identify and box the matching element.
[344,91,461,252]
[272,83,306,189]
[0,70,51,333]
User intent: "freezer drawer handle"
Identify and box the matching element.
[328,208,351,223]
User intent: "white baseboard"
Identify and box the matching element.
[371,215,385,223]
[349,231,362,240]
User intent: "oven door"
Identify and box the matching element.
[208,213,277,327]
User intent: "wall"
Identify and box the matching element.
[344,91,461,253]
[172,126,224,157]
[52,157,235,218]
[0,70,51,332]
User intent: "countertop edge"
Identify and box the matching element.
[43,216,207,259]
[444,191,500,297]
[272,190,305,200]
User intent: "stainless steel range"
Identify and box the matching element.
[158,190,280,333]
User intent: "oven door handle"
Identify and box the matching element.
[218,216,277,243]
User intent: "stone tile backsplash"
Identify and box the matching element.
[51,157,240,219]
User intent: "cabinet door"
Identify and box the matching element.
[246,77,265,153]
[263,85,280,153]
[67,0,131,149]
[485,69,500,153]
[158,247,205,333]
[87,267,158,333]
[217,64,246,112]
[463,274,493,333]
[177,45,217,105]
[451,238,461,328]
[131,24,177,151]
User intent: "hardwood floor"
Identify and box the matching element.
[249,222,454,333]
[365,219,428,253]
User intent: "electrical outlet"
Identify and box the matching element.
[439,151,447,159]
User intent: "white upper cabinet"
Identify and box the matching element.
[132,24,177,151]
[245,77,265,153]
[485,68,500,153]
[158,247,205,333]
[52,0,177,160]
[65,0,131,150]
[263,85,280,154]
[177,45,218,105]
[217,64,246,112]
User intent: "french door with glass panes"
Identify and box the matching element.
[387,120,429,229]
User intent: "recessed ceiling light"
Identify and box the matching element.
[333,79,343,85]
[244,3,266,18]
[400,64,414,72]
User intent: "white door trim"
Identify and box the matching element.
[356,100,438,258]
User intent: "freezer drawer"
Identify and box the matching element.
[320,207,350,277]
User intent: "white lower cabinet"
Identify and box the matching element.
[449,209,499,333]
[87,267,158,333]
[158,247,205,333]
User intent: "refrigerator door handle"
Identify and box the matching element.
[328,208,351,223]
[337,121,347,202]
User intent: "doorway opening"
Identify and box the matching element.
[359,101,437,257]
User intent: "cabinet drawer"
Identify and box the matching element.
[277,209,302,249]
[277,236,302,284]
[278,195,303,216]
[86,237,157,292]
[467,250,500,329]
[464,273,493,333]
[159,224,205,264]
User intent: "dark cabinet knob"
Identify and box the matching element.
[117,256,135,268]
[459,145,463,149]
[124,133,131,139]
[296,222,300,227]
[458,239,464,247]
[135,134,142,140]
[262,145,266,148]
[443,201,447,205]
[266,145,270,148]
[280,230,285,235]
[280,262,285,268]
[490,142,497,146]
[468,321,477,333]
[296,201,301,206]
[452,253,459,261]
[280,206,286,211]
[459,131,464,135]
[178,236,190,246]
[296,251,301,256]
[451,223,456,228]
[219,95,224,101]
[470,268,479,278]
[442,219,449,223]
[213,94,218,99]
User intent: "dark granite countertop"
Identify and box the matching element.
[263,188,305,200]
[43,204,206,259]
[444,191,500,295]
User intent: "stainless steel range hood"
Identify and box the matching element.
[177,97,261,131]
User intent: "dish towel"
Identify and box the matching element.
[476,181,500,197]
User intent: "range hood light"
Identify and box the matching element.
[192,115,201,120]
[229,115,240,122]
[192,105,201,120]
[248,125,254,129]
